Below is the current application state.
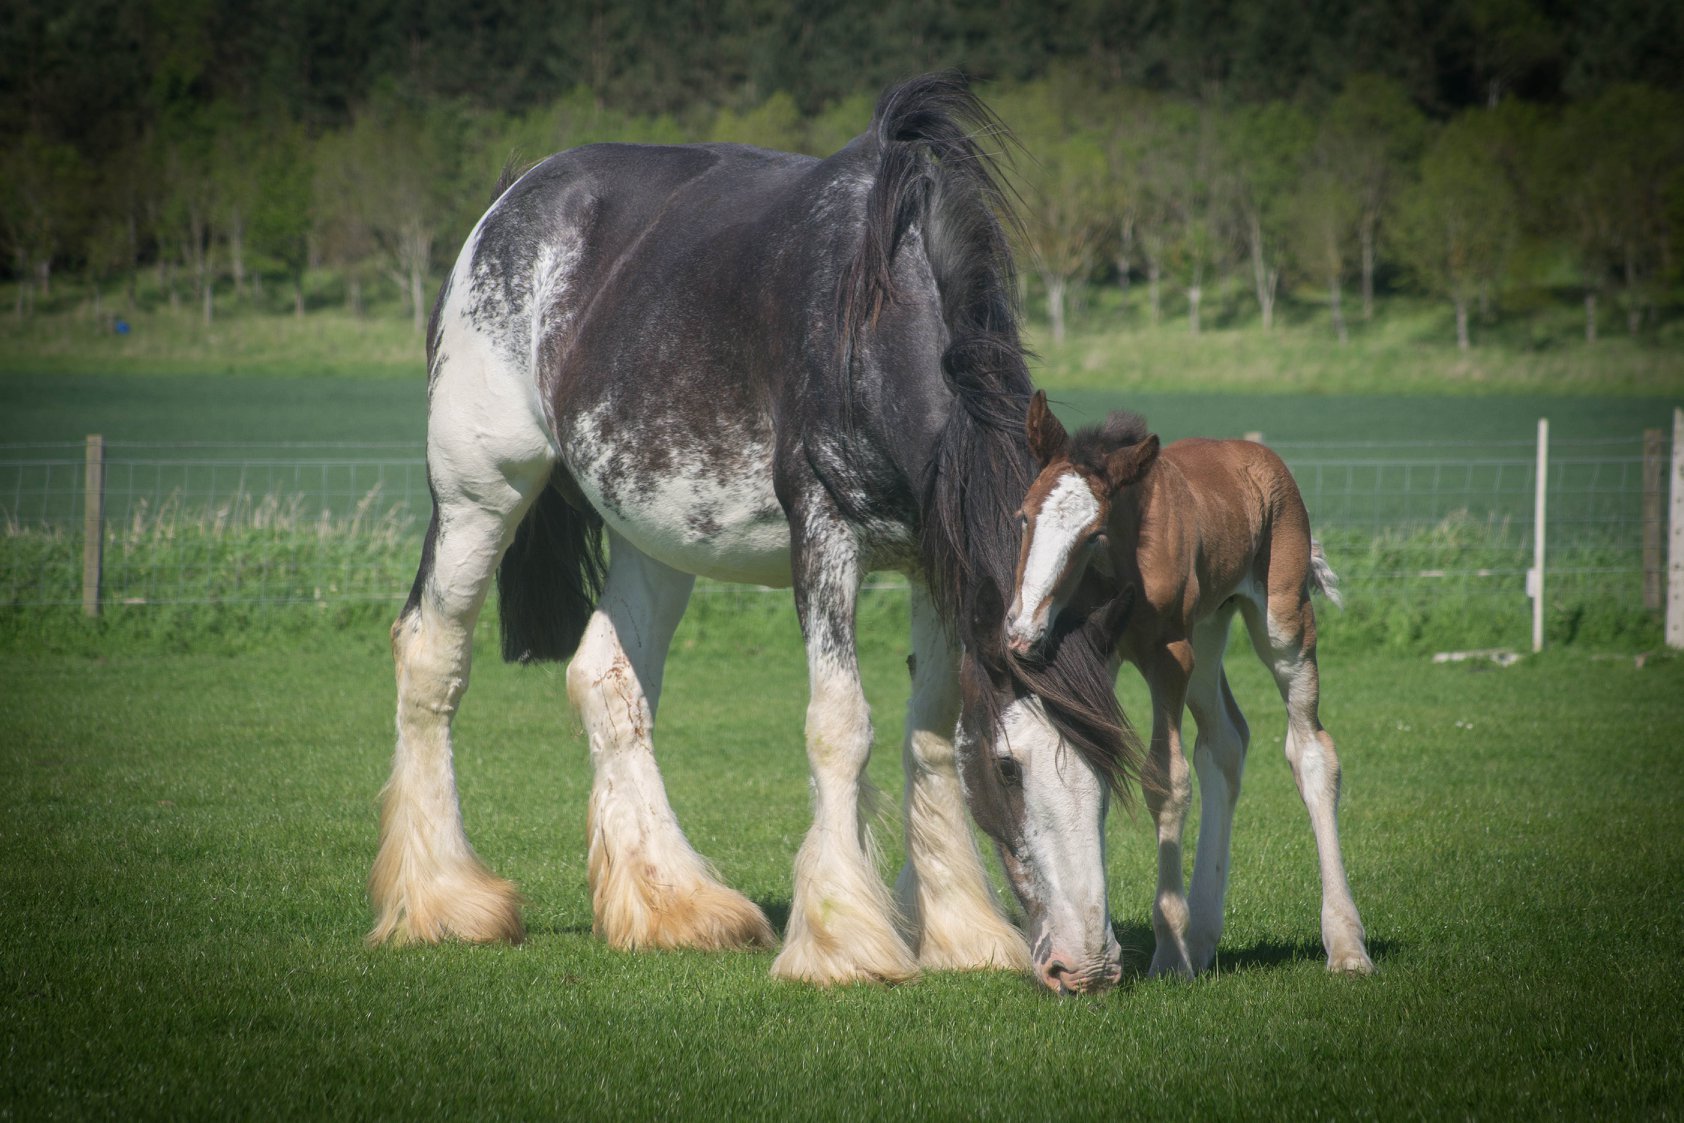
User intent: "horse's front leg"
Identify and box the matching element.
[771,508,919,985]
[894,584,1031,972]
[1141,641,1195,978]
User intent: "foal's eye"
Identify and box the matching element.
[1088,531,1107,549]
[996,757,1023,786]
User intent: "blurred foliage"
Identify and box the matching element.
[0,0,1680,348]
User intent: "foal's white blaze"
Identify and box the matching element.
[1000,698,1120,991]
[1007,471,1100,652]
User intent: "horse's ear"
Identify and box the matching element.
[1026,390,1068,467]
[1082,583,1136,653]
[1104,434,1159,494]
[968,576,1011,687]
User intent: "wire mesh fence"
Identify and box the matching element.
[0,431,1673,650]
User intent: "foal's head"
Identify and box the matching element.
[1006,391,1159,657]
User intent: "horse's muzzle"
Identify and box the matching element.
[1036,953,1123,996]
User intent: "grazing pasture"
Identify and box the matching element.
[3,595,1681,1117]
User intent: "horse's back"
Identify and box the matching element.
[1132,438,1311,627]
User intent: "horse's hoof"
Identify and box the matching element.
[1328,949,1375,975]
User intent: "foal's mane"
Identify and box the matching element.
[840,73,1140,800]
[1065,410,1152,473]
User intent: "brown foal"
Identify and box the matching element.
[1004,391,1373,977]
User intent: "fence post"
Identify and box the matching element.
[1644,428,1664,611]
[82,434,105,617]
[1668,408,1684,649]
[1527,418,1548,653]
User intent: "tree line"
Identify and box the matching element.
[2,0,1681,347]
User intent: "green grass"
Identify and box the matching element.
[5,278,1683,396]
[1022,283,1684,398]
[3,603,1682,1118]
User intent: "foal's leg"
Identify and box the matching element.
[568,531,775,951]
[894,584,1030,972]
[1141,641,1195,979]
[1241,595,1374,975]
[371,469,547,945]
[772,512,919,984]
[1183,607,1250,972]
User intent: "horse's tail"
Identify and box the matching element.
[497,469,606,663]
[1308,538,1345,610]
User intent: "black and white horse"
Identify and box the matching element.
[370,74,1139,990]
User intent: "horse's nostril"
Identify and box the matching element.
[1040,959,1074,992]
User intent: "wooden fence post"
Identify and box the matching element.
[1643,428,1663,611]
[82,434,104,617]
[1668,408,1684,649]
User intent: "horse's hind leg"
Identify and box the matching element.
[568,531,775,951]
[1183,605,1249,972]
[773,508,919,985]
[1240,592,1374,975]
[894,584,1030,972]
[371,471,547,946]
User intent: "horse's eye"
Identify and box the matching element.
[1016,513,1028,529]
[996,757,1022,786]
[1089,531,1107,548]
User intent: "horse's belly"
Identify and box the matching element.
[567,434,794,588]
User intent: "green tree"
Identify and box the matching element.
[1553,85,1684,336]
[1319,75,1428,320]
[0,133,87,316]
[1287,166,1360,342]
[249,121,314,318]
[1222,101,1312,330]
[1391,112,1520,350]
[709,91,804,153]
[998,82,1107,344]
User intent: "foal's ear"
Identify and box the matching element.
[1026,390,1069,467]
[1104,434,1160,494]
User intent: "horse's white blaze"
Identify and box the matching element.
[1008,471,1099,647]
[566,403,794,587]
[999,698,1117,978]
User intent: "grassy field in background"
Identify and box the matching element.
[3,282,1682,396]
[3,601,1681,1118]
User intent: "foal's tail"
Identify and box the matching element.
[497,468,606,664]
[1308,539,1345,610]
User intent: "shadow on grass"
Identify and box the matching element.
[1112,918,1401,980]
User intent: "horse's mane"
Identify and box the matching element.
[839,73,1140,801]
[1066,410,1151,474]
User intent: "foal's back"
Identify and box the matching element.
[1116,438,1312,640]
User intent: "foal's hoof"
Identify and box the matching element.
[1328,949,1376,975]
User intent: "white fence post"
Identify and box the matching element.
[1668,408,1684,649]
[82,434,105,618]
[1527,418,1548,653]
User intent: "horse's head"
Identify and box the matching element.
[956,573,1137,995]
[1006,391,1158,658]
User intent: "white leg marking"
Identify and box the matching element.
[1256,601,1374,975]
[773,523,918,985]
[568,533,774,951]
[895,585,1030,972]
[1184,614,1248,972]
